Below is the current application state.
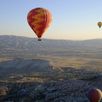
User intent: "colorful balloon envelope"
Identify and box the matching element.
[97,22,102,28]
[27,8,52,41]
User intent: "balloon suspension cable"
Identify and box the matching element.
[38,38,42,41]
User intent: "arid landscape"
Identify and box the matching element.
[0,35,102,102]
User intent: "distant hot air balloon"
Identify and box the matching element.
[88,88,102,102]
[97,22,102,28]
[27,7,52,41]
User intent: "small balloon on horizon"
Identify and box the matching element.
[97,22,102,28]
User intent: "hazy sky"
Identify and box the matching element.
[0,0,102,40]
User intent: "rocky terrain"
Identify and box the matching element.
[0,76,102,102]
[0,58,102,102]
[0,35,102,101]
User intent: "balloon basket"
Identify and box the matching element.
[38,38,42,41]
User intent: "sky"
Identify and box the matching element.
[0,0,102,40]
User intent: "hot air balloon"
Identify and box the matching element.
[27,8,52,41]
[97,22,102,28]
[88,88,102,102]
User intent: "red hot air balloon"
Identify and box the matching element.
[27,8,52,41]
[88,88,102,102]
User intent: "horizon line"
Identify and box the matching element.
[0,34,102,41]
